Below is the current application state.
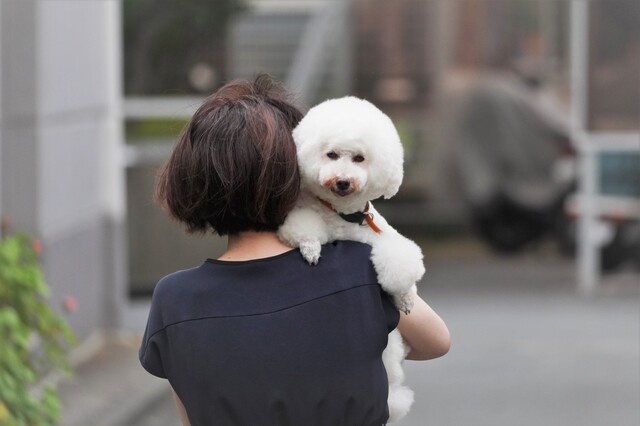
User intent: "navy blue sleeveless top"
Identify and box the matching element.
[139,241,399,426]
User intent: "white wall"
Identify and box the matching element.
[0,0,126,338]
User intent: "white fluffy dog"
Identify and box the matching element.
[278,96,425,423]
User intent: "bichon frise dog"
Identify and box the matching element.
[278,96,425,423]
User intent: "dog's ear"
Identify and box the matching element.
[376,112,404,199]
[382,157,404,199]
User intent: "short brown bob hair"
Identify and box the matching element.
[155,74,303,236]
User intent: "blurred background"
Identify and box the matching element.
[0,0,638,425]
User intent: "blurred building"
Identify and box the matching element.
[0,0,637,341]
[354,0,433,109]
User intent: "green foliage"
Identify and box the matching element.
[0,233,75,426]
[125,118,189,141]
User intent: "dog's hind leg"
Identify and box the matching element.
[383,329,414,423]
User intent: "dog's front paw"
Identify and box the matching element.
[300,240,321,265]
[370,236,425,294]
[394,291,415,315]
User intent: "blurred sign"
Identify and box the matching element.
[599,152,640,198]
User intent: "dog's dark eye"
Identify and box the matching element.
[327,151,339,160]
[353,155,365,163]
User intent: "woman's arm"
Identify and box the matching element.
[172,388,191,426]
[397,293,450,360]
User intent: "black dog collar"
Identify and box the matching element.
[317,198,382,233]
[338,210,369,225]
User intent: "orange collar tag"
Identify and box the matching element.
[364,211,382,233]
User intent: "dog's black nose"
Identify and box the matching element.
[336,180,351,191]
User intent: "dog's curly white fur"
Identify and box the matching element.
[278,96,425,423]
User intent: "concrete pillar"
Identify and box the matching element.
[0,0,39,232]
[0,0,126,338]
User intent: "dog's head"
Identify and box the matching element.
[293,97,404,213]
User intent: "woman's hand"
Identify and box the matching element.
[397,293,450,360]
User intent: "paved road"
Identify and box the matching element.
[398,253,639,426]
[68,245,639,426]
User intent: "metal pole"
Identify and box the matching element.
[577,143,599,296]
[570,0,599,296]
[104,0,128,328]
